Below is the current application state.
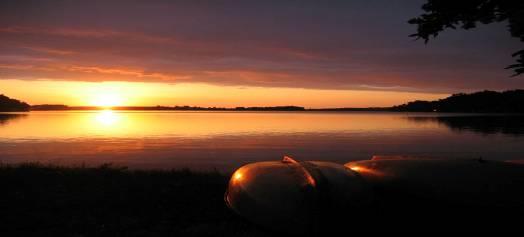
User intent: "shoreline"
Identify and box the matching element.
[0,163,267,236]
[3,109,524,115]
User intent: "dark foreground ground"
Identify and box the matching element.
[0,164,267,236]
[1,163,523,236]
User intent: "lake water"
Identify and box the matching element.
[1,111,524,171]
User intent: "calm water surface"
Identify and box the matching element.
[1,111,524,171]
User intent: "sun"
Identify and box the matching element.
[90,93,124,107]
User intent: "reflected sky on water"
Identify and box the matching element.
[1,111,523,171]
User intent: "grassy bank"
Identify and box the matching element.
[0,163,267,236]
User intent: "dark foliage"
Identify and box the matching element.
[409,0,524,75]
[393,89,524,112]
[393,100,436,112]
[0,94,30,112]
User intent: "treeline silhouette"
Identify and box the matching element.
[10,90,524,113]
[0,94,30,112]
[234,106,304,111]
[30,105,306,111]
[409,0,524,76]
[393,90,524,113]
[30,104,70,110]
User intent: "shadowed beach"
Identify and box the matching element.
[2,163,523,235]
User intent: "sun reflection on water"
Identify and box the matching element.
[0,111,441,139]
[95,110,120,126]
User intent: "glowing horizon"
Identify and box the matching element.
[0,79,448,108]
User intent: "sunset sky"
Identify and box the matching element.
[1,0,523,107]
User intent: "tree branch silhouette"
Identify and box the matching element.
[409,0,524,76]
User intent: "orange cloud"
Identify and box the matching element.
[65,66,191,81]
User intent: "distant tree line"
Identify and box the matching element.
[30,104,70,110]
[0,94,30,112]
[7,90,524,113]
[392,90,524,113]
[30,104,306,111]
[234,106,305,111]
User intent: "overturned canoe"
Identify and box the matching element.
[225,156,524,233]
